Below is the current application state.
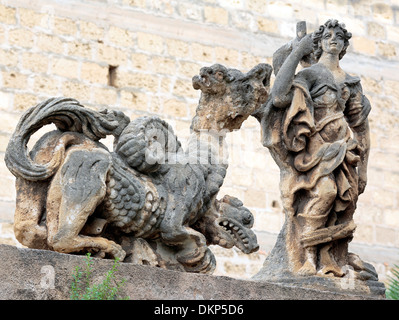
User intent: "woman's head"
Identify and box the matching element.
[312,19,352,61]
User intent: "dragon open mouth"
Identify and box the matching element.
[192,74,211,90]
[216,218,259,254]
[219,219,250,244]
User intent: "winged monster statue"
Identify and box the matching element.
[5,63,272,273]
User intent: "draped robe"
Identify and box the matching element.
[258,63,371,275]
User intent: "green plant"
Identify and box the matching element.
[70,253,129,300]
[386,264,399,300]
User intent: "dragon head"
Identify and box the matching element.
[195,195,259,254]
[191,63,272,132]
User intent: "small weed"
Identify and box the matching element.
[386,264,399,300]
[70,253,129,300]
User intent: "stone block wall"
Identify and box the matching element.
[0,0,398,282]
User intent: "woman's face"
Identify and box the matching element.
[321,26,345,56]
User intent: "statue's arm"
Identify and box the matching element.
[272,34,314,108]
[353,119,370,195]
[346,83,372,195]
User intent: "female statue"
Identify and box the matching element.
[254,20,378,281]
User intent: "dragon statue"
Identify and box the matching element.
[5,63,272,273]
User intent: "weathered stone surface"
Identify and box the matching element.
[0,244,385,300]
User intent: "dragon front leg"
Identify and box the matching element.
[160,207,216,273]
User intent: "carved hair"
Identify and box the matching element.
[312,19,352,61]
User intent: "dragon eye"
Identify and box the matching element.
[242,211,252,225]
[215,71,224,80]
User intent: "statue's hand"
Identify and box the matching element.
[294,33,314,58]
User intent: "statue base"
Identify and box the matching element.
[0,244,385,300]
[252,272,386,298]
[252,223,386,299]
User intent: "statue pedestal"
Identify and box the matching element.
[252,272,386,298]
[252,223,386,298]
[0,244,385,300]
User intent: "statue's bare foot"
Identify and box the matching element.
[319,264,344,277]
[297,259,317,276]
[319,244,344,277]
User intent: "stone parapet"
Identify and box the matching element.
[0,244,385,300]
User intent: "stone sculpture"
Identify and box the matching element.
[5,63,271,273]
[252,20,384,294]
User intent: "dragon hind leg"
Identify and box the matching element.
[46,147,126,260]
[14,178,48,249]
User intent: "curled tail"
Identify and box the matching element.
[5,97,130,181]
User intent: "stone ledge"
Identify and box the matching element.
[0,244,385,300]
